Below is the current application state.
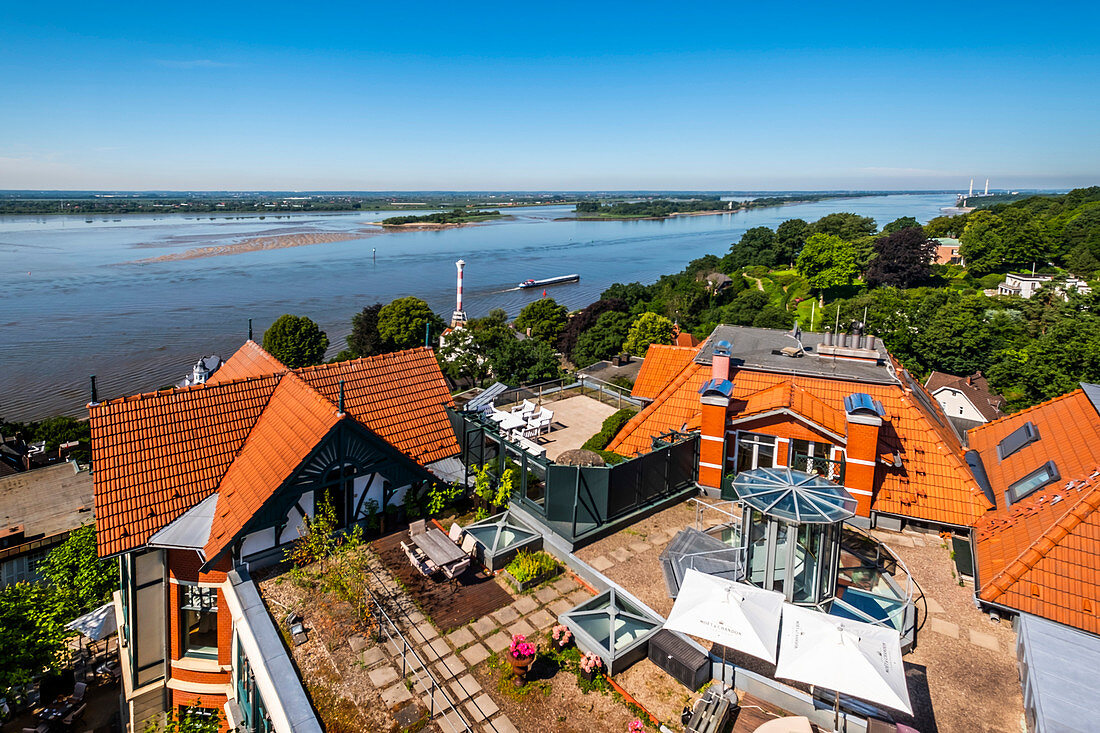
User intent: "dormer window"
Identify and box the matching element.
[1005,461,1060,506]
[997,421,1040,460]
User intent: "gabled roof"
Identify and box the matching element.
[731,381,848,439]
[92,344,458,557]
[206,340,288,384]
[971,387,1100,632]
[924,371,1005,422]
[631,345,700,402]
[609,336,990,527]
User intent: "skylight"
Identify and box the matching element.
[1005,461,1060,506]
[997,421,1040,461]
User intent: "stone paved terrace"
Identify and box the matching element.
[573,497,1026,733]
[496,393,619,461]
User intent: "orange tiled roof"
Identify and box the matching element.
[206,340,287,384]
[675,332,701,348]
[733,382,848,439]
[609,353,990,527]
[631,345,700,401]
[91,375,281,558]
[296,348,457,465]
[92,344,459,557]
[971,389,1100,631]
[204,373,340,559]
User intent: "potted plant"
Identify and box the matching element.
[628,720,644,733]
[550,624,572,651]
[579,651,603,683]
[507,634,537,687]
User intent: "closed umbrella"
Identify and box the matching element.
[664,568,784,664]
[65,601,117,641]
[775,603,911,729]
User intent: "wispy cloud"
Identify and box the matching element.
[154,59,235,69]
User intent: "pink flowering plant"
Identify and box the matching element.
[628,720,645,733]
[579,651,603,674]
[509,633,536,660]
[551,624,572,645]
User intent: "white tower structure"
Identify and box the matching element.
[984,179,990,196]
[451,259,468,327]
[969,179,974,197]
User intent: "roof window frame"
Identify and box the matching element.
[1005,460,1060,507]
[996,421,1040,461]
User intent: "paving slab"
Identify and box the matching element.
[567,588,593,604]
[380,682,413,707]
[484,631,511,653]
[348,634,370,653]
[465,692,500,722]
[368,665,400,688]
[923,596,945,615]
[507,619,535,638]
[439,709,468,732]
[512,595,538,614]
[629,541,650,555]
[434,655,465,679]
[488,714,519,733]
[928,618,959,639]
[969,628,1001,652]
[610,547,633,563]
[358,646,386,668]
[415,622,439,641]
[460,642,490,666]
[424,636,451,659]
[529,609,555,630]
[549,598,573,616]
[491,606,520,625]
[470,616,498,638]
[589,555,615,572]
[534,586,560,604]
[552,576,579,594]
[447,627,476,649]
[449,673,482,702]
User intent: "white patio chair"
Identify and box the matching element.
[448,523,464,543]
[461,534,479,558]
[442,558,471,585]
[511,399,537,416]
[409,518,427,537]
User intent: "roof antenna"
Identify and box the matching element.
[337,379,345,416]
[89,375,99,406]
[248,318,253,341]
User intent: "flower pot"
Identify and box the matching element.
[508,654,534,687]
[580,667,597,683]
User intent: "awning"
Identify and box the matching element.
[65,601,117,641]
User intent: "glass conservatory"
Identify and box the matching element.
[559,588,663,675]
[462,511,542,571]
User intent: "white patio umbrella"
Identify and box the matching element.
[775,603,912,729]
[663,568,785,664]
[65,601,117,641]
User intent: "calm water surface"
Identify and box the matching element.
[0,194,953,420]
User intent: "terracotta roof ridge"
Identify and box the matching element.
[969,388,1085,439]
[981,475,1100,602]
[278,370,341,414]
[292,346,435,375]
[608,362,702,453]
[90,372,281,410]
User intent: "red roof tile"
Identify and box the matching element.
[92,343,459,557]
[206,340,287,384]
[971,389,1100,631]
[631,345,700,402]
[609,357,990,527]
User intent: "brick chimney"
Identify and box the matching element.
[842,393,884,518]
[698,340,733,490]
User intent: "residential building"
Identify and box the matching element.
[176,354,223,388]
[0,462,93,586]
[997,273,1091,300]
[609,325,990,531]
[933,237,963,265]
[91,341,460,731]
[968,383,1100,732]
[924,370,1005,435]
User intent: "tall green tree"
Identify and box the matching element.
[377,297,445,350]
[514,298,568,344]
[883,216,922,234]
[722,226,778,270]
[571,311,633,367]
[557,298,627,357]
[775,218,810,266]
[38,524,116,617]
[343,303,385,358]
[622,312,674,356]
[262,314,329,367]
[0,582,70,689]
[810,212,876,241]
[865,227,937,288]
[796,234,860,290]
[489,339,562,384]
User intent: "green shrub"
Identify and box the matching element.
[770,270,802,288]
[505,550,560,582]
[582,408,637,452]
[979,273,1005,289]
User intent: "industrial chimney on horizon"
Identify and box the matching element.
[451,259,468,328]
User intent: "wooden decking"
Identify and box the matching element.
[371,529,514,633]
[731,693,826,733]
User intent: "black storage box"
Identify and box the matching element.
[648,629,711,691]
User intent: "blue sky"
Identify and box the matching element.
[1,1,1097,191]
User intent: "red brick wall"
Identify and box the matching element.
[166,551,233,671]
[169,692,231,733]
[844,420,881,517]
[699,400,728,489]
